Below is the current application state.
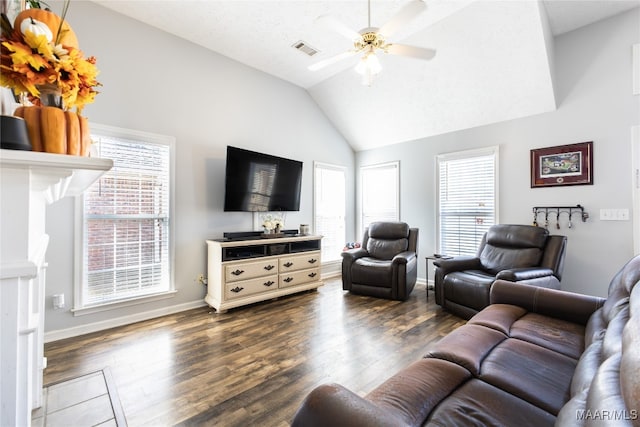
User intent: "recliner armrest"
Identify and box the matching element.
[433,256,481,275]
[291,383,403,427]
[489,279,605,325]
[392,251,416,265]
[341,248,368,263]
[496,267,555,281]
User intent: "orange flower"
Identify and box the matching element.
[0,12,100,112]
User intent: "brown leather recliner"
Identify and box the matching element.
[342,222,418,301]
[434,224,567,319]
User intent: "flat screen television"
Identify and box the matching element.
[223,146,303,212]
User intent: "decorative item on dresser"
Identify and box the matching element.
[205,234,322,313]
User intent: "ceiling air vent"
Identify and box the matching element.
[292,41,319,57]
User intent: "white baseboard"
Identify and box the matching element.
[44,300,207,343]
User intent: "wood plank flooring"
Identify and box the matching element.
[43,278,465,426]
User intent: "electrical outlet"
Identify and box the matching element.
[196,274,207,286]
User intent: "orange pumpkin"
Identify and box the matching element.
[14,106,91,156]
[14,8,79,48]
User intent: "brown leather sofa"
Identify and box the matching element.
[341,221,418,301]
[434,224,567,319]
[292,255,640,426]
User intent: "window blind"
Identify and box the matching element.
[437,149,497,256]
[314,163,346,262]
[82,136,171,306]
[361,162,399,233]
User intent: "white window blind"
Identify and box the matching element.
[80,131,172,307]
[314,162,346,262]
[437,147,498,256]
[360,161,399,233]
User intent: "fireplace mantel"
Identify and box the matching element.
[0,149,112,426]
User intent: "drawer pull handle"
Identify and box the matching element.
[283,277,294,283]
[263,280,275,287]
[264,265,275,271]
[283,262,294,268]
[308,272,317,278]
[231,269,244,276]
[308,259,317,264]
[230,286,244,293]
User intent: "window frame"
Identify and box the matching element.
[359,161,400,235]
[435,146,499,256]
[313,161,347,263]
[73,123,176,315]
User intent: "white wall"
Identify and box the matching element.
[42,1,355,336]
[355,8,640,297]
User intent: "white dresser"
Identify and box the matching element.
[205,235,322,312]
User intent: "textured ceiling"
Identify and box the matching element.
[92,0,640,150]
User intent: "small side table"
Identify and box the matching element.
[425,255,452,302]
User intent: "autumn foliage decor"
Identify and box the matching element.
[0,0,100,155]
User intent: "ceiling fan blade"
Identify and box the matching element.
[315,14,362,42]
[385,43,436,60]
[379,0,427,38]
[308,50,358,71]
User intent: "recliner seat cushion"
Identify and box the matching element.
[352,257,393,287]
[510,313,586,359]
[479,339,577,415]
[427,379,557,427]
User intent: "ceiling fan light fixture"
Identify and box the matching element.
[355,50,381,86]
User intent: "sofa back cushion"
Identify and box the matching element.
[366,222,410,261]
[557,255,640,426]
[479,225,549,274]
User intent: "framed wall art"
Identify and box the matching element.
[531,141,593,188]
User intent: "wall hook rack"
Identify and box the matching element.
[532,204,588,229]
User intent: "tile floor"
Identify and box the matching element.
[32,369,126,427]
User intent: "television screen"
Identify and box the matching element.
[223,146,303,212]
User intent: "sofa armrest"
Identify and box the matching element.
[496,267,554,281]
[291,383,404,427]
[490,279,605,325]
[392,251,416,265]
[433,256,481,275]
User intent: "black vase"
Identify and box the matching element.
[1,115,32,151]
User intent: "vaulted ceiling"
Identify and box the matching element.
[93,0,640,151]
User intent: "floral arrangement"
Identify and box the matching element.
[262,214,284,232]
[0,0,100,112]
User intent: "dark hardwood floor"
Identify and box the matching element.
[44,278,465,426]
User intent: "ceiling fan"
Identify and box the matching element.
[308,0,436,86]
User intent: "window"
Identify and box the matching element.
[360,161,399,233]
[75,125,174,312]
[437,147,498,256]
[314,162,346,262]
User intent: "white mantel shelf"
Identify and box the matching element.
[0,149,113,201]
[0,148,112,427]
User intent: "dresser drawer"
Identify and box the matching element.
[225,259,278,282]
[279,252,321,273]
[225,275,278,300]
[279,268,320,288]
